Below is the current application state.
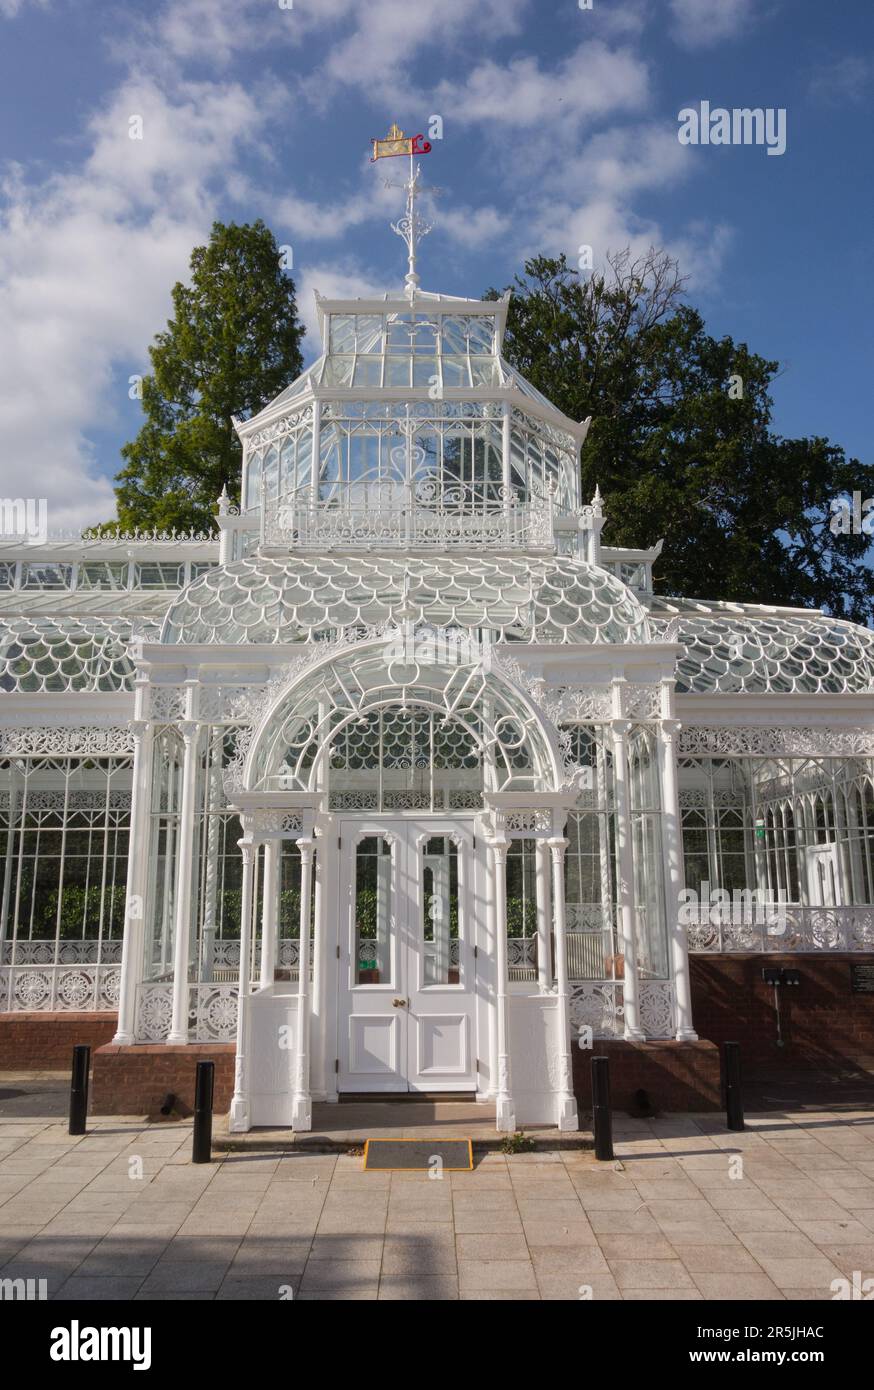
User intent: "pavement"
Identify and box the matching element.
[2,1106,874,1300]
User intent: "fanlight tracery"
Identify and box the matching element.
[241,639,564,797]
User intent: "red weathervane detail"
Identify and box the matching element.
[371,123,433,162]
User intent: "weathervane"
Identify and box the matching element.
[371,122,441,302]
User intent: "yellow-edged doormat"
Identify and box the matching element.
[363,1138,473,1171]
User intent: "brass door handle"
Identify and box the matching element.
[392,997,408,1008]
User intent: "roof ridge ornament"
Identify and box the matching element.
[371,121,439,302]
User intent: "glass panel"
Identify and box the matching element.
[506,838,538,982]
[422,836,459,985]
[355,835,392,985]
[356,316,384,353]
[352,355,382,387]
[78,561,128,589]
[470,357,499,386]
[328,315,355,353]
[385,355,412,387]
[21,563,73,589]
[412,356,438,388]
[441,356,469,388]
[322,355,354,386]
[0,562,15,589]
[133,562,186,589]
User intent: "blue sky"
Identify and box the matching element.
[0,0,872,529]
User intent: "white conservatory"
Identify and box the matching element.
[2,206,874,1131]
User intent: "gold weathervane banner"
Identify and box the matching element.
[371,122,432,162]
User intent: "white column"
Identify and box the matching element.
[113,718,154,1044]
[547,835,579,1131]
[308,402,321,539]
[488,837,515,1132]
[611,718,645,1041]
[229,839,256,1132]
[167,719,201,1045]
[311,822,329,1100]
[291,838,315,1130]
[534,839,552,990]
[658,718,698,1042]
[259,839,279,989]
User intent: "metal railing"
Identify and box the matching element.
[264,479,556,550]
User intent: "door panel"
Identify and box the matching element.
[348,1014,401,1077]
[338,830,407,1092]
[405,824,477,1091]
[337,819,478,1093]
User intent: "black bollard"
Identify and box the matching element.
[69,1044,90,1136]
[591,1055,614,1161]
[192,1061,215,1164]
[723,1040,744,1132]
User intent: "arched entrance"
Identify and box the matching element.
[228,627,577,1131]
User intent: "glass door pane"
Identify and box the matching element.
[355,835,393,985]
[421,835,460,985]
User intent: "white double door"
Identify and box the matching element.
[337,819,479,1093]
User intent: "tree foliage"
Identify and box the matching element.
[112,220,304,533]
[490,250,874,622]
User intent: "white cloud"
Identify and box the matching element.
[526,192,731,295]
[669,0,759,49]
[557,124,691,197]
[433,41,649,131]
[313,0,529,104]
[437,205,512,251]
[0,76,272,529]
[809,55,873,105]
[297,263,392,349]
[0,0,49,18]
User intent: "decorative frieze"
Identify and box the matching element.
[679,726,874,757]
[0,726,135,755]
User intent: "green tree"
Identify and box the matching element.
[489,250,874,623]
[112,220,304,533]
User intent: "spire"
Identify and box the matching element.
[390,163,433,301]
[370,122,439,302]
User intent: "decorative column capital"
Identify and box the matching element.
[485,837,510,863]
[546,836,569,860]
[295,836,316,862]
[659,718,682,743]
[179,720,201,746]
[129,719,149,743]
[237,839,256,865]
[610,718,632,739]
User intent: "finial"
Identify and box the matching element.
[217,485,231,516]
[591,485,603,513]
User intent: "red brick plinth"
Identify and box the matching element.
[0,1011,119,1069]
[690,954,874,1067]
[91,1042,236,1116]
[573,1039,722,1113]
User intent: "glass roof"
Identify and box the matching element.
[161,553,650,647]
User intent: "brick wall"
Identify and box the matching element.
[91,1042,236,1116]
[690,954,874,1067]
[572,1039,722,1112]
[0,1012,119,1070]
